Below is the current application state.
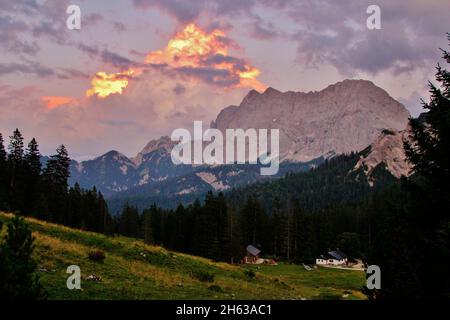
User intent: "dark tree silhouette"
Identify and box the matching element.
[0,215,46,300]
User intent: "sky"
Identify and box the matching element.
[0,0,449,160]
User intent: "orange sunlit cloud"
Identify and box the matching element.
[145,23,266,92]
[86,69,135,99]
[42,96,76,110]
[84,24,265,101]
[146,24,227,67]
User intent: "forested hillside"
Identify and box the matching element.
[0,130,113,234]
[227,151,398,213]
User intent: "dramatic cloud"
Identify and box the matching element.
[86,69,135,99]
[145,24,266,91]
[82,23,266,102]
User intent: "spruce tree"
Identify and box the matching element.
[270,197,284,258]
[143,211,153,244]
[24,138,42,216]
[0,133,6,162]
[366,34,450,300]
[25,138,41,176]
[0,215,46,299]
[52,145,71,192]
[7,129,26,212]
[8,129,24,163]
[43,145,71,223]
[402,33,450,299]
[98,192,113,235]
[119,203,140,238]
[0,133,7,209]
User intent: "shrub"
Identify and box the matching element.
[208,285,223,292]
[316,292,343,300]
[88,249,106,263]
[191,270,214,282]
[244,269,256,280]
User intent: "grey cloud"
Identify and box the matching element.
[145,54,249,88]
[0,15,28,41]
[131,0,264,23]
[173,83,186,95]
[83,13,104,28]
[0,62,56,77]
[100,119,138,127]
[288,0,449,75]
[32,21,67,44]
[0,14,40,55]
[0,0,40,14]
[113,21,127,32]
[177,66,240,87]
[77,44,142,69]
[100,50,139,69]
[249,22,280,40]
[30,0,71,44]
[77,43,99,56]
[133,0,208,23]
[58,68,91,80]
[0,0,71,55]
[398,91,428,118]
[0,61,86,80]
[203,54,247,71]
[0,1,74,54]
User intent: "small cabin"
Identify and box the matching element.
[316,249,348,266]
[244,245,261,264]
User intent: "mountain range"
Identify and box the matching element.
[67,79,412,211]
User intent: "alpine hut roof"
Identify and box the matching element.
[246,245,261,257]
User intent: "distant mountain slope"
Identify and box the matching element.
[107,149,402,214]
[70,151,137,193]
[226,152,399,214]
[107,159,323,213]
[68,137,198,196]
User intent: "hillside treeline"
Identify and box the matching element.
[0,130,113,234]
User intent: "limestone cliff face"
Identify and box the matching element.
[131,136,176,166]
[354,127,413,185]
[211,79,410,162]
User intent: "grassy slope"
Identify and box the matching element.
[0,212,366,300]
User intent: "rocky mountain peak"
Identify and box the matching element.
[263,87,282,95]
[212,79,410,162]
[97,150,134,165]
[132,136,176,166]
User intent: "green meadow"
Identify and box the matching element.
[0,212,366,300]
